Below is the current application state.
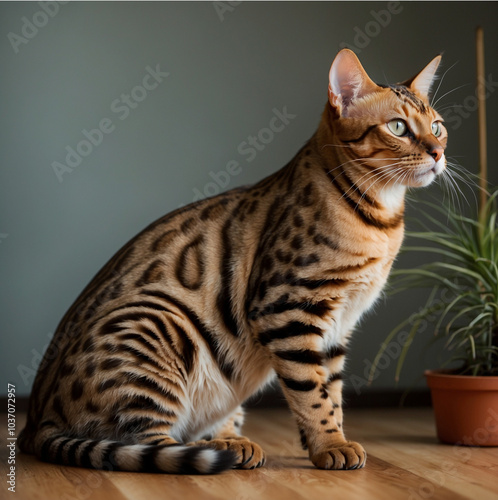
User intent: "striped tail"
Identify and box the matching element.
[33,433,237,474]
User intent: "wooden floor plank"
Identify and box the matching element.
[2,409,497,500]
[347,409,498,500]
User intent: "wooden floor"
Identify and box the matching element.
[2,408,498,500]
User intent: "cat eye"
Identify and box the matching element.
[432,121,442,137]
[387,119,408,137]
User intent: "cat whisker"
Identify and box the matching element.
[392,169,411,197]
[446,172,464,215]
[324,158,405,191]
[354,165,406,209]
[359,168,406,211]
[445,161,487,190]
[430,60,459,107]
[356,161,405,184]
[391,166,411,193]
[378,166,410,192]
[444,166,476,185]
[344,161,405,196]
[431,83,470,109]
[439,169,459,215]
[444,167,473,211]
[325,157,404,177]
[330,157,405,178]
[436,104,464,112]
[446,172,466,214]
[321,143,354,149]
[353,169,399,205]
[337,162,403,203]
[445,161,487,195]
[445,169,479,209]
[437,169,452,210]
[366,168,406,207]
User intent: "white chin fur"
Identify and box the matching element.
[377,183,406,211]
[408,154,446,188]
[433,154,445,175]
[412,171,436,187]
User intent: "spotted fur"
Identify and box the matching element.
[19,49,447,473]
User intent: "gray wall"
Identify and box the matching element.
[1,2,497,398]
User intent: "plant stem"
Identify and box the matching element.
[476,27,488,223]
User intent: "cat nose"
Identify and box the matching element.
[427,146,443,162]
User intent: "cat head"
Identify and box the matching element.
[327,49,447,188]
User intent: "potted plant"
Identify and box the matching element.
[372,191,498,445]
[371,27,498,446]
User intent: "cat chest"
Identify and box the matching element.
[325,256,394,341]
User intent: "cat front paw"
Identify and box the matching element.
[310,441,366,470]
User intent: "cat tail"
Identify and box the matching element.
[29,430,237,474]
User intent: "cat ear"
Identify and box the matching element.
[328,49,378,116]
[403,55,442,100]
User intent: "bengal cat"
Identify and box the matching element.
[19,49,447,473]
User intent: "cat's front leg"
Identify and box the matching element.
[259,323,366,470]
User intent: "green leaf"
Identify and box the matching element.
[468,311,492,328]
[380,187,498,379]
[469,335,476,359]
[444,304,485,338]
[400,246,469,263]
[433,262,490,287]
[434,292,474,335]
[405,232,475,259]
[395,316,422,382]
[390,269,460,290]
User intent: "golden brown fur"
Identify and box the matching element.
[19,49,447,473]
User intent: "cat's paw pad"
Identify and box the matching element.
[311,441,366,470]
[195,438,266,469]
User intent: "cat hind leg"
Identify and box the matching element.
[192,406,266,469]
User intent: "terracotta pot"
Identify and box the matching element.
[425,370,498,446]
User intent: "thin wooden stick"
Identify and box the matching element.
[476,27,487,217]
